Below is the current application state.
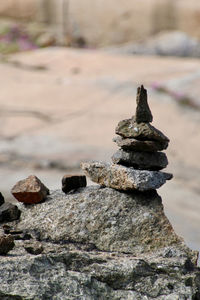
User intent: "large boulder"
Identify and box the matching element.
[17,187,182,254]
[0,186,199,299]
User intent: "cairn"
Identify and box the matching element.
[82,85,172,191]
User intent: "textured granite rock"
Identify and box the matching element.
[0,241,199,300]
[11,175,50,204]
[135,85,153,123]
[0,234,15,255]
[116,118,169,143]
[0,202,21,223]
[62,175,87,194]
[0,187,198,299]
[112,149,168,170]
[16,187,187,255]
[82,161,172,191]
[113,136,168,151]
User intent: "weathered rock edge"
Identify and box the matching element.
[82,161,172,191]
[0,241,199,300]
[0,187,199,300]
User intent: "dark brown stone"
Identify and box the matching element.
[0,235,15,255]
[11,175,50,204]
[134,85,153,123]
[62,175,87,194]
[24,241,44,255]
[113,136,168,151]
[0,203,21,223]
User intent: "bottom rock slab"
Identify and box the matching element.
[0,242,199,300]
[81,161,172,191]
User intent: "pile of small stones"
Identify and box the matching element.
[0,85,172,255]
[82,85,172,191]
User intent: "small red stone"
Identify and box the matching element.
[11,175,49,204]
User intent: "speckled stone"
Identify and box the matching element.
[81,161,172,191]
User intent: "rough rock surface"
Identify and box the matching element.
[113,136,168,151]
[0,234,15,255]
[0,187,199,299]
[116,118,169,143]
[112,149,168,170]
[82,161,172,191]
[0,202,21,223]
[16,187,182,254]
[11,175,50,204]
[62,174,87,194]
[0,241,199,300]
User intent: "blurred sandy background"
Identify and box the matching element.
[0,0,200,257]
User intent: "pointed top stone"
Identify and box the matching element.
[135,85,153,123]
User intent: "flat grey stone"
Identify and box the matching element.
[81,161,172,191]
[112,149,168,170]
[113,136,168,151]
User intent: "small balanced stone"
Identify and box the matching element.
[11,175,50,204]
[62,175,87,194]
[0,203,21,223]
[0,235,15,255]
[135,85,153,123]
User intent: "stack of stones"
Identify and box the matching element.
[82,85,172,192]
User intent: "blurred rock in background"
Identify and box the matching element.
[1,0,200,47]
